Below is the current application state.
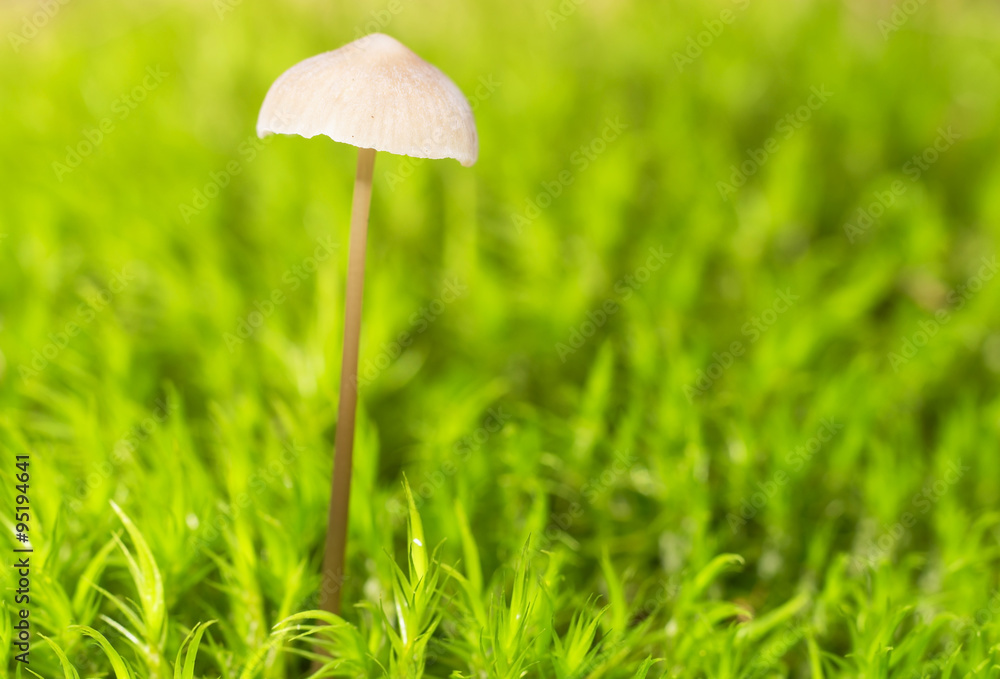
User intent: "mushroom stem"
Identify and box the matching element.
[321,146,376,617]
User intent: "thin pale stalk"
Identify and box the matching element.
[319,146,376,617]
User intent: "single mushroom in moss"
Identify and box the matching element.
[256,32,478,616]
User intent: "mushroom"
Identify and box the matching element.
[256,33,478,616]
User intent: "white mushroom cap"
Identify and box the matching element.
[257,33,478,167]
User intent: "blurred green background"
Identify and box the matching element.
[2,0,1000,676]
